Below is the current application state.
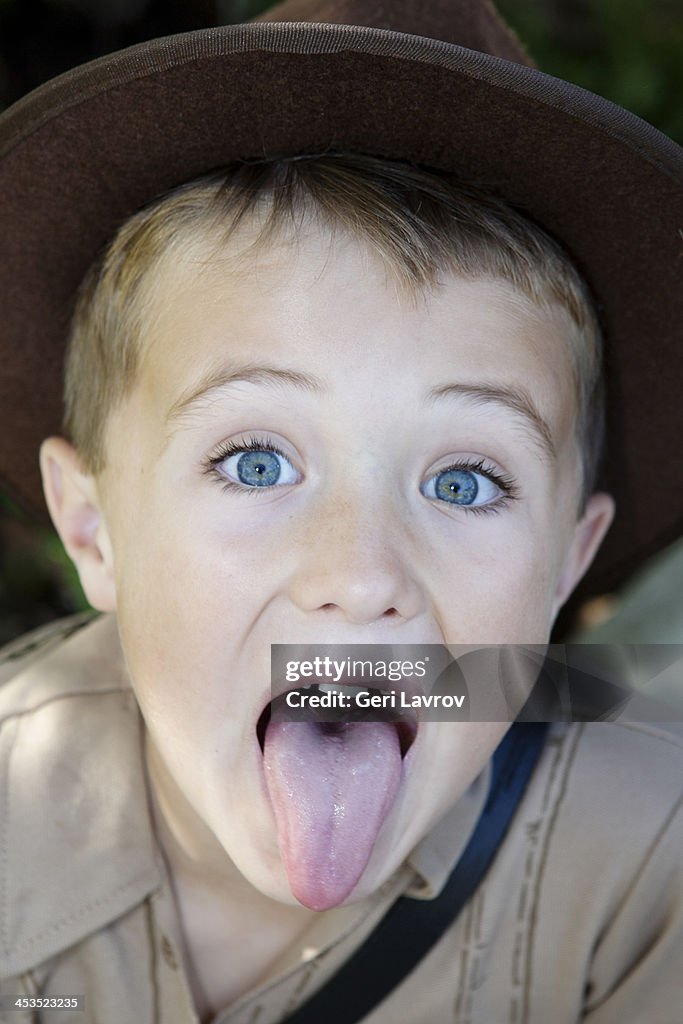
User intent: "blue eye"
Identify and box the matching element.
[210,438,299,491]
[232,450,283,487]
[422,460,511,509]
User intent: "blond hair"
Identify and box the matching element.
[64,153,604,512]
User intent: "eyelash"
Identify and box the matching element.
[202,438,520,515]
[203,435,291,497]
[436,456,519,516]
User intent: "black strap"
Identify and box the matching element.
[283,722,549,1024]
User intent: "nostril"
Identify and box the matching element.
[315,603,401,621]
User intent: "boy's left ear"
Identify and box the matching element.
[39,436,117,613]
[552,492,616,618]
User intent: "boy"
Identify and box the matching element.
[0,1,681,1022]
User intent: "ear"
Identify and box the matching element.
[39,436,116,612]
[552,492,615,620]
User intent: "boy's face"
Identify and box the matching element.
[44,218,613,908]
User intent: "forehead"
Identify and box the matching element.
[123,218,579,453]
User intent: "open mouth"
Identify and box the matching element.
[256,682,418,757]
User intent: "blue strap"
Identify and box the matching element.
[283,722,549,1024]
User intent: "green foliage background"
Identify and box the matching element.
[497,0,683,145]
[1,0,681,643]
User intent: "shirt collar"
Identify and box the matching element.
[405,760,491,899]
[0,614,161,976]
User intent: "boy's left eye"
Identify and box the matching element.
[421,462,511,509]
[218,445,299,488]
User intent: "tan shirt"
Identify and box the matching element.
[0,614,681,1024]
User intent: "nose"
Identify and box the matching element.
[287,490,426,626]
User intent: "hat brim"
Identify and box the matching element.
[1,22,682,618]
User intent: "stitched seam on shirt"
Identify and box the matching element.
[277,959,326,1021]
[144,899,161,1024]
[582,789,683,1016]
[521,723,583,1024]
[0,686,132,728]
[602,720,683,751]
[7,872,157,960]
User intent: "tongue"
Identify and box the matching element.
[263,719,401,910]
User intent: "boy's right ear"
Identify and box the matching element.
[39,437,116,613]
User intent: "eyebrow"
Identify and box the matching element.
[166,362,326,426]
[165,362,555,460]
[427,381,556,461]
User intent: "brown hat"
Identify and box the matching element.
[0,0,682,613]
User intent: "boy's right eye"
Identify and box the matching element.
[205,436,300,492]
[223,448,298,488]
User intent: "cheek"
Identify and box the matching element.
[109,516,229,713]
[431,526,560,641]
[109,489,289,706]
